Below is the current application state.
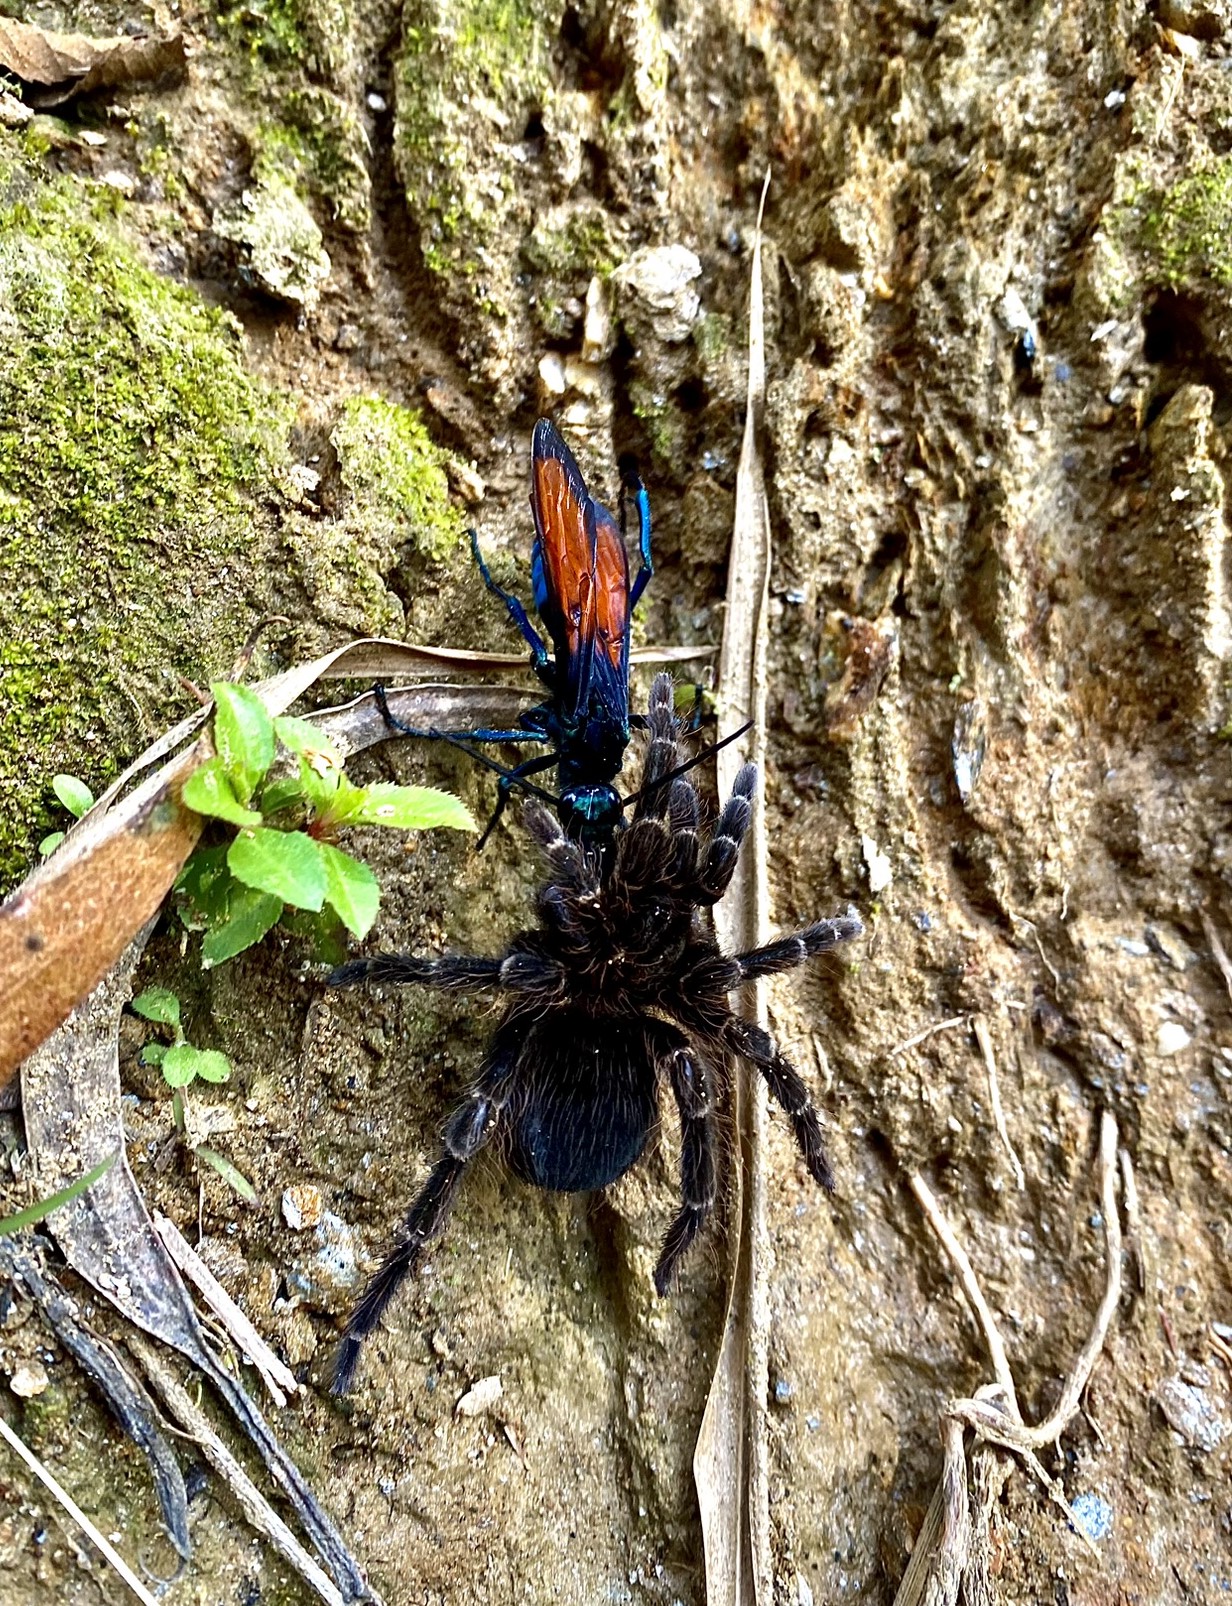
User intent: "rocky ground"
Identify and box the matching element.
[2,0,1232,1601]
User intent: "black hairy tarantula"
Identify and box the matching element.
[328,675,863,1393]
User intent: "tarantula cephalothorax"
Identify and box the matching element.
[327,675,863,1393]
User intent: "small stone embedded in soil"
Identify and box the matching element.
[1156,1021,1192,1056]
[282,1183,323,1230]
[9,1361,49,1398]
[613,244,702,344]
[861,834,892,894]
[1155,1374,1228,1451]
[213,173,331,311]
[581,275,614,363]
[1145,924,1196,970]
[456,1374,502,1417]
[1070,1491,1114,1541]
[538,352,567,395]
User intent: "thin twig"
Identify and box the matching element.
[0,1411,160,1606]
[890,1015,968,1058]
[907,1172,1019,1409]
[155,1212,298,1408]
[129,1335,352,1606]
[903,1111,1123,1592]
[971,1014,1025,1191]
[1199,910,1232,1005]
[1017,1111,1121,1448]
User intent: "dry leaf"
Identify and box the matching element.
[0,17,185,108]
[694,172,774,1606]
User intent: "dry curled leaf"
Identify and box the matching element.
[695,172,773,1606]
[0,17,185,107]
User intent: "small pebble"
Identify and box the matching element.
[282,1183,323,1230]
[1156,1021,1191,1057]
[10,1362,49,1399]
[538,352,567,395]
[1070,1490,1113,1541]
[773,1378,793,1404]
[366,91,387,113]
[456,1374,503,1417]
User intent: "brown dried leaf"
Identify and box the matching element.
[0,17,185,107]
[694,173,773,1606]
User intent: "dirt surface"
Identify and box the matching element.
[3,0,1232,1601]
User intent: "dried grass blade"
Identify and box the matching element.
[694,171,773,1606]
[0,1411,161,1606]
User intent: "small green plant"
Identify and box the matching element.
[132,986,232,1088]
[177,682,475,965]
[131,986,255,1201]
[39,773,95,856]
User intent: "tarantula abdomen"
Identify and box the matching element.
[326,674,863,1393]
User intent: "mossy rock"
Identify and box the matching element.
[0,143,293,886]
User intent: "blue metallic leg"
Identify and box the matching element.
[469,528,549,669]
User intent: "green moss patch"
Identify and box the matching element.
[0,148,292,885]
[331,395,465,559]
[1143,158,1232,288]
[395,0,562,282]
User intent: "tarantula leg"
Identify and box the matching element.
[331,1024,524,1394]
[725,1018,834,1192]
[331,1155,466,1395]
[329,954,504,991]
[634,673,680,820]
[668,779,700,883]
[654,1042,718,1295]
[695,764,756,903]
[734,910,865,981]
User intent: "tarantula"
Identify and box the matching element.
[327,675,863,1393]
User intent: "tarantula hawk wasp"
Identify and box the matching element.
[377,417,661,853]
[328,675,864,1393]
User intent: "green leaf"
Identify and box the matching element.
[258,775,310,818]
[349,783,476,832]
[0,1151,119,1237]
[182,758,264,827]
[176,845,236,932]
[131,987,181,1028]
[162,1043,231,1087]
[295,754,340,815]
[195,1145,257,1202]
[211,682,275,803]
[228,828,325,911]
[52,773,94,817]
[201,887,283,966]
[279,907,350,966]
[315,772,369,828]
[274,716,341,768]
[318,842,380,938]
[39,831,65,857]
[141,1043,168,1066]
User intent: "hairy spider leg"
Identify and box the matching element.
[734,915,865,981]
[468,527,551,677]
[330,1154,465,1395]
[632,673,681,821]
[618,453,653,612]
[724,1016,834,1192]
[330,1021,526,1395]
[330,946,566,997]
[695,763,756,903]
[653,1036,718,1295]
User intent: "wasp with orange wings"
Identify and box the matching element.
[380,418,653,851]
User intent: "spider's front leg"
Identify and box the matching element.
[652,1027,718,1295]
[331,1020,525,1394]
[329,948,564,995]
